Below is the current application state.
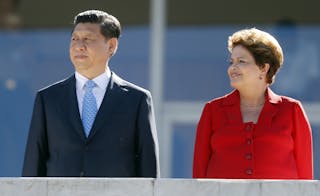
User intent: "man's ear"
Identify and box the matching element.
[108,38,118,57]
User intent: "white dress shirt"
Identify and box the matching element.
[75,68,111,118]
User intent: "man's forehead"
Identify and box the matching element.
[72,23,100,34]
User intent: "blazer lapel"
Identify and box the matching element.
[62,75,87,141]
[222,90,243,125]
[257,88,281,125]
[87,72,123,140]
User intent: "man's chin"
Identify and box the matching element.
[73,62,89,67]
[74,64,90,72]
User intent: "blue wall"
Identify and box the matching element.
[0,25,319,178]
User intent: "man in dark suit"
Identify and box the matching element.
[22,10,159,177]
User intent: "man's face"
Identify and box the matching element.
[70,23,115,78]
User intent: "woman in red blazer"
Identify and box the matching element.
[193,28,313,179]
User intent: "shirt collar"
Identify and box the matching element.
[222,87,282,106]
[266,87,282,104]
[75,67,111,90]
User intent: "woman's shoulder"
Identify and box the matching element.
[268,89,304,114]
[206,90,239,107]
[279,95,301,104]
[269,89,301,105]
[267,88,301,105]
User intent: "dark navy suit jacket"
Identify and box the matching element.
[22,72,159,177]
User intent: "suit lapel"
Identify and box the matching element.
[87,72,123,140]
[62,75,87,141]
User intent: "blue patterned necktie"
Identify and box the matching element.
[82,80,98,137]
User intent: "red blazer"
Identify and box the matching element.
[193,88,313,179]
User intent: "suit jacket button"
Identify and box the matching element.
[80,171,85,177]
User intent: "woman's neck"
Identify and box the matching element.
[239,86,267,107]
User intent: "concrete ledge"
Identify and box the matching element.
[156,179,320,196]
[0,178,319,196]
[0,178,153,196]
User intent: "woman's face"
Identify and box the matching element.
[228,45,264,89]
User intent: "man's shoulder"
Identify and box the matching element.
[37,75,74,95]
[111,72,151,97]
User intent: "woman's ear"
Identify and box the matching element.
[258,63,270,81]
[261,63,270,74]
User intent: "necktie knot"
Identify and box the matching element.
[85,80,96,90]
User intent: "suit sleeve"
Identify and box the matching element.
[292,101,313,179]
[136,91,160,178]
[22,92,48,176]
[193,103,212,178]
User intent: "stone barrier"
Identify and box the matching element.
[0,178,319,196]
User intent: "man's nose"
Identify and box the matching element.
[73,40,86,50]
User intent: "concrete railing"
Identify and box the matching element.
[1,178,319,196]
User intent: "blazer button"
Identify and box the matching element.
[245,153,252,160]
[80,171,85,177]
[246,169,253,175]
[246,125,252,131]
[246,139,252,145]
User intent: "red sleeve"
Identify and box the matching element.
[193,103,213,178]
[292,101,313,179]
